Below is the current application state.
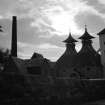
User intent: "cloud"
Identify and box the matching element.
[0,0,105,37]
[17,41,35,51]
[38,43,63,49]
[0,0,24,18]
[75,42,82,52]
[0,0,104,61]
[17,41,65,61]
[75,12,105,33]
[29,0,105,37]
[0,0,98,37]
[17,41,33,48]
[18,41,64,50]
[49,56,59,61]
[18,52,31,59]
[97,0,105,5]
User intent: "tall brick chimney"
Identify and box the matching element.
[11,16,17,57]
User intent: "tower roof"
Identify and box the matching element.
[0,26,3,32]
[97,28,105,35]
[63,33,78,43]
[76,40,101,67]
[79,25,95,40]
[55,33,77,72]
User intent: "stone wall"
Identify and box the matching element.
[0,72,105,104]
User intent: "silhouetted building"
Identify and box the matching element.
[63,32,77,54]
[55,26,103,79]
[55,33,79,77]
[75,26,102,79]
[3,56,27,73]
[97,28,105,67]
[3,16,104,79]
[31,52,43,59]
[97,28,105,77]
[11,16,17,57]
[24,52,51,76]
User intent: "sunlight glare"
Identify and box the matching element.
[49,12,82,36]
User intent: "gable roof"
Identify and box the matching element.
[31,52,43,59]
[79,26,94,40]
[97,28,105,35]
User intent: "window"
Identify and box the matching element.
[27,66,41,75]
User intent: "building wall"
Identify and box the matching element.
[54,66,103,79]
[99,35,105,67]
[54,66,80,78]
[76,66,103,79]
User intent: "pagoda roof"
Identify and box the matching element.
[63,33,78,43]
[0,26,3,32]
[97,28,105,35]
[79,26,94,40]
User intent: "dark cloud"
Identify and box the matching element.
[75,12,105,33]
[86,0,105,14]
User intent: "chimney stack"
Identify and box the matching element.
[11,16,17,57]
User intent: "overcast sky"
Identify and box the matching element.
[0,0,105,61]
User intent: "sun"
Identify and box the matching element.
[48,12,82,36]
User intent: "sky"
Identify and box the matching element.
[0,0,105,61]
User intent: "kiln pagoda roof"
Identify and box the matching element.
[55,33,77,70]
[77,25,101,67]
[79,25,95,40]
[63,33,78,43]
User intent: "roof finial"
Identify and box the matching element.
[69,32,72,37]
[68,27,71,33]
[85,24,87,32]
[63,32,77,43]
[68,28,71,37]
[79,24,95,39]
